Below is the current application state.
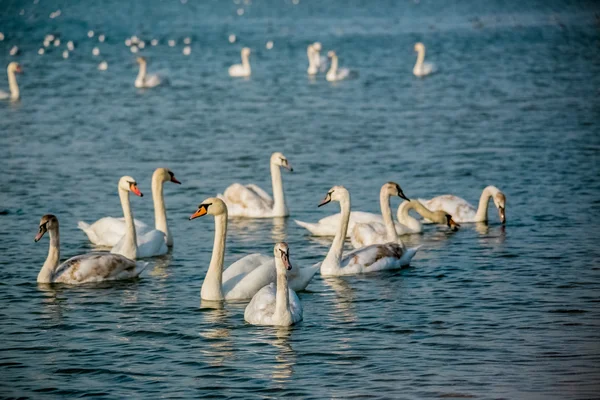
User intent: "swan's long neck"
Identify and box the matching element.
[324,195,350,271]
[328,55,338,76]
[271,163,287,216]
[274,263,291,321]
[201,212,227,301]
[380,190,397,242]
[120,188,137,259]
[475,186,498,222]
[397,200,424,232]
[307,47,315,67]
[38,227,60,283]
[136,62,147,84]
[152,174,170,245]
[415,48,425,70]
[242,52,250,72]
[8,69,19,100]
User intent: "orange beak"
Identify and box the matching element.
[189,207,207,220]
[171,176,181,184]
[130,184,143,197]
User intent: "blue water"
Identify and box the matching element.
[1,0,600,398]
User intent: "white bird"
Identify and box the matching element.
[38,48,45,55]
[53,38,60,46]
[183,46,191,55]
[0,62,23,101]
[9,46,19,56]
[98,61,108,71]
[419,186,506,224]
[326,50,352,82]
[307,44,318,75]
[130,45,139,53]
[183,37,191,45]
[138,41,145,49]
[218,152,292,218]
[67,40,74,51]
[168,39,176,47]
[228,34,236,43]
[228,47,251,77]
[312,42,328,72]
[92,47,100,56]
[35,215,148,284]
[244,242,303,326]
[413,42,436,77]
[0,32,4,41]
[87,30,94,38]
[135,57,162,88]
[78,168,180,247]
[316,186,420,276]
[62,50,69,59]
[125,38,132,47]
[98,34,105,43]
[150,39,158,46]
[266,40,273,50]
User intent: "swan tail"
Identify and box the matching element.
[294,220,321,235]
[403,245,422,265]
[77,221,98,242]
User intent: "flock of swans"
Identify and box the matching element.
[34,153,506,327]
[1,40,437,99]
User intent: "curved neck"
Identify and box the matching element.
[38,227,59,283]
[8,69,19,100]
[201,212,227,301]
[152,174,170,245]
[271,163,286,215]
[274,264,291,320]
[415,48,425,69]
[328,55,338,76]
[475,186,497,221]
[136,62,146,83]
[380,189,397,242]
[241,53,250,71]
[307,47,315,67]
[324,195,350,270]
[119,188,137,259]
[397,200,424,232]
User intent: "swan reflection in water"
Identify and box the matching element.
[198,303,233,368]
[271,327,296,383]
[226,217,288,243]
[322,277,358,324]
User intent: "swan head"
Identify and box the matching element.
[270,152,293,171]
[327,50,336,58]
[318,185,349,207]
[443,213,460,231]
[383,182,410,201]
[414,42,425,52]
[34,214,58,242]
[494,192,506,224]
[274,242,292,271]
[8,62,22,74]
[155,167,181,184]
[241,47,251,56]
[312,42,322,52]
[118,176,143,197]
[189,197,226,220]
[136,56,147,65]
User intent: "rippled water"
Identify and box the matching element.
[1,0,600,398]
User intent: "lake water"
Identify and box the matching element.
[1,0,600,398]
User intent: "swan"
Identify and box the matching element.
[352,199,460,248]
[34,214,148,284]
[307,44,318,75]
[135,57,161,88]
[189,198,315,300]
[326,51,352,82]
[413,42,436,77]
[312,42,328,72]
[229,47,251,77]
[0,62,22,101]
[78,168,181,247]
[244,242,303,326]
[217,152,293,218]
[316,186,420,276]
[419,186,506,224]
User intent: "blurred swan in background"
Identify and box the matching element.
[413,42,436,77]
[135,57,162,88]
[326,50,352,82]
[419,186,506,223]
[229,47,251,77]
[0,62,22,101]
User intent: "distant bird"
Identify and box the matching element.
[62,50,69,59]
[38,48,45,55]
[98,34,105,42]
[228,34,236,43]
[0,32,4,41]
[135,57,162,88]
[266,40,273,50]
[326,50,353,81]
[168,39,176,47]
[183,37,191,45]
[67,40,75,51]
[229,47,251,77]
[0,62,23,101]
[98,61,108,71]
[87,30,94,38]
[413,42,436,77]
[9,46,19,56]
[151,39,158,46]
[183,46,191,55]
[92,47,100,56]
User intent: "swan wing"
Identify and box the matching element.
[350,222,387,248]
[136,230,168,258]
[53,253,148,284]
[338,243,419,274]
[223,257,277,300]
[288,264,320,292]
[223,253,271,281]
[0,90,10,100]
[245,184,274,207]
[219,183,273,217]
[78,217,150,247]
[145,74,162,87]
[419,195,476,223]
[295,211,382,237]
[229,64,250,77]
[244,284,303,325]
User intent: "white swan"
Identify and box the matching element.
[352,199,460,248]
[317,186,420,276]
[413,42,436,77]
[0,62,22,101]
[189,198,314,300]
[218,152,293,218]
[35,214,148,284]
[229,47,251,77]
[419,185,506,223]
[78,168,181,247]
[307,44,318,75]
[244,242,303,326]
[135,57,161,88]
[312,42,328,72]
[326,51,352,82]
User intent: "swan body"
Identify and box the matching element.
[190,199,315,301]
[419,185,506,223]
[312,42,328,72]
[79,168,181,247]
[0,62,22,101]
[244,242,303,326]
[229,47,251,77]
[35,215,148,284]
[316,186,420,276]
[326,51,352,82]
[218,152,293,218]
[307,44,318,75]
[413,42,436,77]
[135,57,162,88]
[352,200,460,248]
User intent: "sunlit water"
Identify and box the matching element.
[1,0,600,398]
